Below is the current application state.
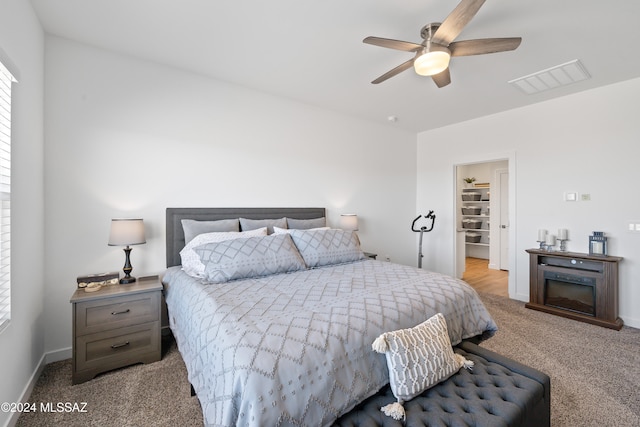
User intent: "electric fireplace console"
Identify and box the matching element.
[525,249,623,330]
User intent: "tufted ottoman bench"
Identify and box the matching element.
[333,341,550,427]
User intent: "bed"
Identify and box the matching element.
[163,207,498,427]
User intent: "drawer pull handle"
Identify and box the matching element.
[111,309,130,316]
[111,341,130,349]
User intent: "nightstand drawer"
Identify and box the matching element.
[75,322,160,373]
[76,291,160,335]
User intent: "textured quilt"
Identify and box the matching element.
[163,259,497,427]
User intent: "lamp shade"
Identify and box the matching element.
[108,218,146,246]
[339,214,359,231]
[414,45,451,76]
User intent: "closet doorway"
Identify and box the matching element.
[455,160,509,297]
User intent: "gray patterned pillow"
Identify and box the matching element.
[288,229,365,268]
[372,313,474,420]
[286,217,326,230]
[182,219,239,244]
[194,234,307,283]
[180,228,268,278]
[239,217,286,234]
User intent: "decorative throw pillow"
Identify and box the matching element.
[372,313,474,420]
[239,217,287,234]
[288,229,365,268]
[180,228,267,277]
[194,233,307,283]
[181,218,239,244]
[285,217,326,230]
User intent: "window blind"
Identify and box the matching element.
[0,60,14,332]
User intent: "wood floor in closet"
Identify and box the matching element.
[462,257,508,297]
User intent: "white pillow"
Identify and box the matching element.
[272,226,330,234]
[179,227,267,277]
[372,313,474,420]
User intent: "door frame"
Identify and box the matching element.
[453,152,517,298]
[493,167,509,270]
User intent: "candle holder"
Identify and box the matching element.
[537,241,555,251]
[556,229,569,252]
[537,229,548,250]
[558,238,568,252]
[544,234,557,251]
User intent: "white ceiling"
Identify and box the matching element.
[29,0,640,133]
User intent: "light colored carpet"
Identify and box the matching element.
[15,293,640,426]
[15,335,203,427]
[478,293,640,427]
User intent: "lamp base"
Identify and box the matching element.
[119,246,136,284]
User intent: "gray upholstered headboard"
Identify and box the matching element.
[165,207,326,268]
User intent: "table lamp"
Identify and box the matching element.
[339,214,359,231]
[108,218,146,284]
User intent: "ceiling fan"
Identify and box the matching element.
[363,0,521,88]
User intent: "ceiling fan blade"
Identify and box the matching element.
[432,68,451,88]
[432,0,486,46]
[363,36,422,52]
[371,58,415,84]
[449,37,522,56]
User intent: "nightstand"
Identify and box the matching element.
[70,276,162,384]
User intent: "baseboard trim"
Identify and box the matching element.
[2,347,72,427]
[620,315,640,329]
[45,346,72,364]
[3,354,46,427]
[510,293,529,302]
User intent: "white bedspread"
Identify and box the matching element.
[163,259,497,427]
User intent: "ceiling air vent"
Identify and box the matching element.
[509,59,590,95]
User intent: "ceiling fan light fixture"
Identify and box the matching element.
[413,44,451,76]
[364,0,521,86]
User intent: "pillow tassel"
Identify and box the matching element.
[381,400,405,421]
[371,335,389,353]
[455,353,475,370]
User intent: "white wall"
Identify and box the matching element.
[0,1,45,426]
[417,78,640,328]
[43,36,417,354]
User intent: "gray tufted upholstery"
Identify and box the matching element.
[333,341,550,427]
